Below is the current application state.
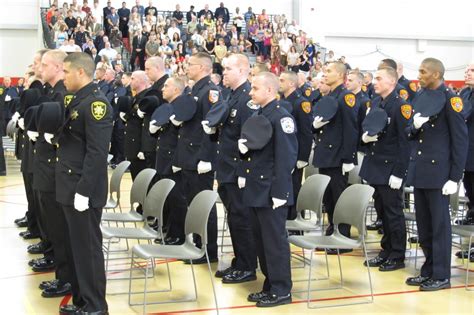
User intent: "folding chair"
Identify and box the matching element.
[104,160,131,212]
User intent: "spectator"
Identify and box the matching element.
[82,38,95,55]
[339,56,352,70]
[232,7,244,35]
[187,15,197,35]
[99,41,118,61]
[65,10,78,37]
[186,5,196,23]
[90,47,100,64]
[286,20,299,37]
[172,4,184,26]
[278,32,292,67]
[60,38,82,52]
[87,16,102,38]
[215,2,230,25]
[258,9,269,24]
[196,15,207,33]
[143,14,155,31]
[144,0,157,19]
[117,2,130,39]
[173,49,185,64]
[145,32,160,57]
[112,53,128,72]
[198,4,214,19]
[130,31,147,70]
[304,38,316,65]
[128,12,142,39]
[254,23,265,57]
[132,0,145,22]
[167,20,181,40]
[170,32,182,50]
[74,24,89,48]
[46,4,57,27]
[102,1,112,32]
[94,29,106,51]
[270,55,283,76]
[158,37,173,59]
[203,32,215,54]
[54,21,69,48]
[203,12,215,30]
[214,37,227,74]
[82,0,91,15]
[91,0,103,25]
[244,7,255,23]
[106,7,119,35]
[326,50,335,62]
[237,33,252,53]
[298,50,311,76]
[176,42,185,56]
[287,46,300,73]
[228,25,238,41]
[191,29,204,48]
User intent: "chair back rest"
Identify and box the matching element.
[142,178,175,221]
[130,168,156,209]
[184,190,218,245]
[303,164,319,180]
[333,184,374,235]
[109,161,131,199]
[296,174,330,220]
[347,153,364,185]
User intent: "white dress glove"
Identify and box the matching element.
[362,131,379,143]
[137,152,145,160]
[296,160,308,169]
[119,112,127,122]
[342,163,355,175]
[172,166,182,173]
[238,139,249,154]
[197,161,212,174]
[44,133,55,144]
[27,131,39,142]
[74,193,89,212]
[313,116,330,129]
[11,112,20,123]
[137,108,145,118]
[272,197,286,209]
[5,95,11,102]
[413,113,429,129]
[149,120,161,134]
[18,118,25,130]
[442,180,458,195]
[366,107,371,116]
[201,120,216,134]
[388,175,403,190]
[169,114,183,126]
[238,176,246,189]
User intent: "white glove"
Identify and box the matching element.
[312,116,330,129]
[74,193,89,212]
[44,133,55,144]
[137,152,145,160]
[238,176,246,189]
[137,108,145,118]
[296,160,308,169]
[149,120,161,134]
[362,131,379,143]
[5,95,11,102]
[442,180,458,195]
[18,118,25,130]
[172,166,182,173]
[119,112,127,122]
[201,120,216,134]
[238,139,249,154]
[11,112,20,123]
[342,163,355,175]
[272,197,286,209]
[388,175,403,190]
[27,131,39,142]
[413,113,429,129]
[169,114,183,126]
[366,107,371,116]
[197,160,212,174]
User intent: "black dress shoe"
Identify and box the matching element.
[377,227,384,235]
[364,255,386,267]
[78,310,109,315]
[28,243,46,254]
[408,236,418,243]
[39,279,59,290]
[455,217,474,225]
[222,270,257,284]
[326,248,353,255]
[215,266,235,278]
[405,275,430,286]
[16,218,28,228]
[256,293,292,307]
[419,279,450,291]
[164,237,184,245]
[60,304,81,314]
[379,259,405,271]
[29,257,46,267]
[42,282,71,297]
[247,291,270,302]
[32,259,55,272]
[183,256,218,265]
[14,216,26,224]
[366,219,382,231]
[19,230,40,239]
[455,250,473,259]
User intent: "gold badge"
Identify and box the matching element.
[305,88,311,97]
[409,82,417,92]
[399,89,409,101]
[365,101,371,109]
[64,95,73,107]
[344,94,356,107]
[91,101,107,120]
[361,85,367,92]
[401,104,412,120]
[301,101,311,114]
[450,97,463,112]
[71,110,79,120]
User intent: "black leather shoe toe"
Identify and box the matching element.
[406,275,430,286]
[215,266,234,278]
[256,294,292,307]
[39,279,59,290]
[247,291,269,302]
[419,279,450,291]
[222,270,257,284]
[16,219,28,228]
[29,257,46,267]
[42,282,71,298]
[183,256,218,265]
[32,259,55,272]
[326,248,353,255]
[60,304,81,314]
[364,255,386,267]
[20,230,40,239]
[14,216,26,224]
[379,259,405,271]
[366,220,382,231]
[28,243,46,254]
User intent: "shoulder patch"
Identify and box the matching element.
[344,94,356,107]
[301,101,311,114]
[305,88,311,97]
[91,101,107,120]
[280,117,295,134]
[64,95,73,107]
[450,97,463,112]
[365,101,371,108]
[399,89,409,101]
[208,90,219,104]
[400,104,412,120]
[409,82,417,92]
[246,100,260,110]
[361,85,367,92]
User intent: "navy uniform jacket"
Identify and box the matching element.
[282,90,313,164]
[398,75,418,102]
[98,79,110,96]
[312,85,359,168]
[56,83,113,208]
[175,76,222,170]
[123,89,147,159]
[239,100,298,207]
[356,91,371,152]
[215,81,255,184]
[359,90,411,185]
[362,83,375,99]
[461,87,474,171]
[406,84,468,189]
[33,80,67,192]
[310,89,322,106]
[299,82,313,102]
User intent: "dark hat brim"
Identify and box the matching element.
[151,103,173,126]
[413,89,445,117]
[362,107,388,136]
[19,89,42,114]
[118,96,133,113]
[24,106,40,132]
[241,115,273,150]
[139,95,160,114]
[172,94,197,122]
[36,102,64,134]
[313,96,338,121]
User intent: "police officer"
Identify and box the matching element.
[359,66,411,271]
[397,61,418,102]
[363,72,375,99]
[279,71,313,220]
[297,72,314,102]
[312,61,359,248]
[108,73,128,167]
[55,52,111,314]
[378,59,411,102]
[405,58,467,291]
[238,72,296,307]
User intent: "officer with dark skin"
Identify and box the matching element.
[359,66,411,272]
[405,58,467,291]
[56,52,112,315]
[238,72,297,307]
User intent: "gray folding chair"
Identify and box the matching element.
[128,190,219,314]
[104,161,131,212]
[451,225,474,290]
[288,184,375,309]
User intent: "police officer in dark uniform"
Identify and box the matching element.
[312,61,359,248]
[55,52,111,314]
[379,59,412,103]
[405,58,467,291]
[297,72,314,102]
[238,71,296,307]
[397,61,418,102]
[363,72,375,99]
[137,93,158,169]
[109,74,128,167]
[346,69,371,151]
[359,66,411,271]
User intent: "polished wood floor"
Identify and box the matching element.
[0,154,473,315]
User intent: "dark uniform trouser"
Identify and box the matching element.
[34,189,54,259]
[38,191,71,283]
[129,157,146,181]
[463,171,474,220]
[218,183,257,271]
[144,151,156,170]
[110,120,125,164]
[158,172,187,239]
[0,136,5,174]
[373,185,406,260]
[62,205,107,312]
[288,167,304,220]
[319,167,350,237]
[250,206,292,296]
[22,172,40,235]
[414,188,451,280]
[182,169,218,259]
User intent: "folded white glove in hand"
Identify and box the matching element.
[137,108,145,118]
[137,152,145,160]
[238,139,249,154]
[149,120,161,134]
[388,175,403,190]
[413,113,429,129]
[169,114,183,126]
[238,176,246,189]
[313,116,330,129]
[5,95,11,102]
[272,197,286,209]
[18,118,25,130]
[197,161,212,174]
[119,112,127,122]
[44,132,55,144]
[296,160,308,169]
[201,120,216,134]
[172,166,182,173]
[27,131,39,142]
[342,163,355,175]
[11,112,20,123]
[362,131,379,143]
[74,193,89,212]
[442,180,458,195]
